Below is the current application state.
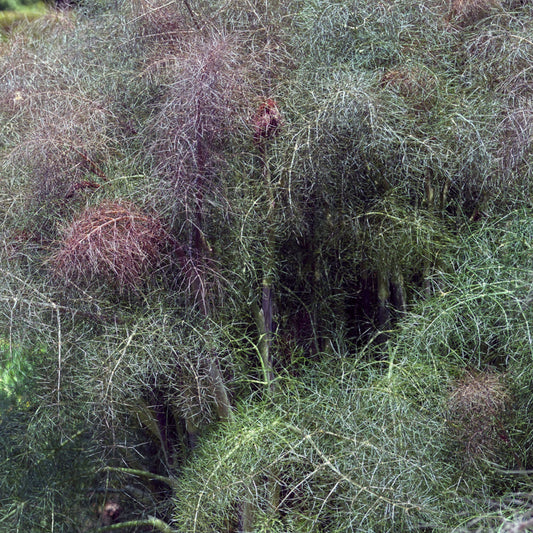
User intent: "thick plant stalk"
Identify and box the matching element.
[422,174,451,295]
[182,0,200,30]
[208,355,232,420]
[240,501,255,533]
[191,93,208,257]
[251,97,282,391]
[390,268,407,314]
[262,284,274,373]
[376,269,391,343]
[92,516,176,532]
[185,86,233,423]
[242,106,281,532]
[238,478,281,532]
[257,156,277,392]
[252,297,274,390]
[103,467,179,489]
[377,268,407,343]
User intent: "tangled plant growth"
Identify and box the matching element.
[0,0,533,531]
[447,0,501,25]
[172,366,466,532]
[0,10,133,243]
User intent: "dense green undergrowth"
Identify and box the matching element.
[0,0,532,531]
[171,211,533,532]
[0,1,47,34]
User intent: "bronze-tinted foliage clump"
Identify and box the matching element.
[51,201,168,292]
[448,0,499,25]
[253,98,282,148]
[446,369,511,460]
